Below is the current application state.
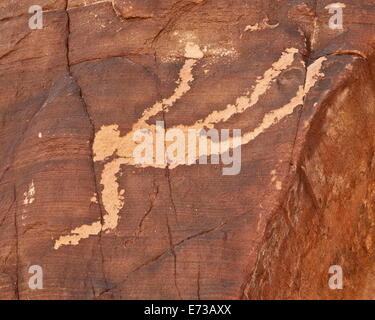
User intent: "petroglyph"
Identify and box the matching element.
[271,170,282,190]
[23,180,35,205]
[54,44,326,249]
[244,18,279,32]
[325,2,346,9]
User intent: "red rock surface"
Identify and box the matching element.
[0,0,374,299]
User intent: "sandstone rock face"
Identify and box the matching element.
[0,0,374,299]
